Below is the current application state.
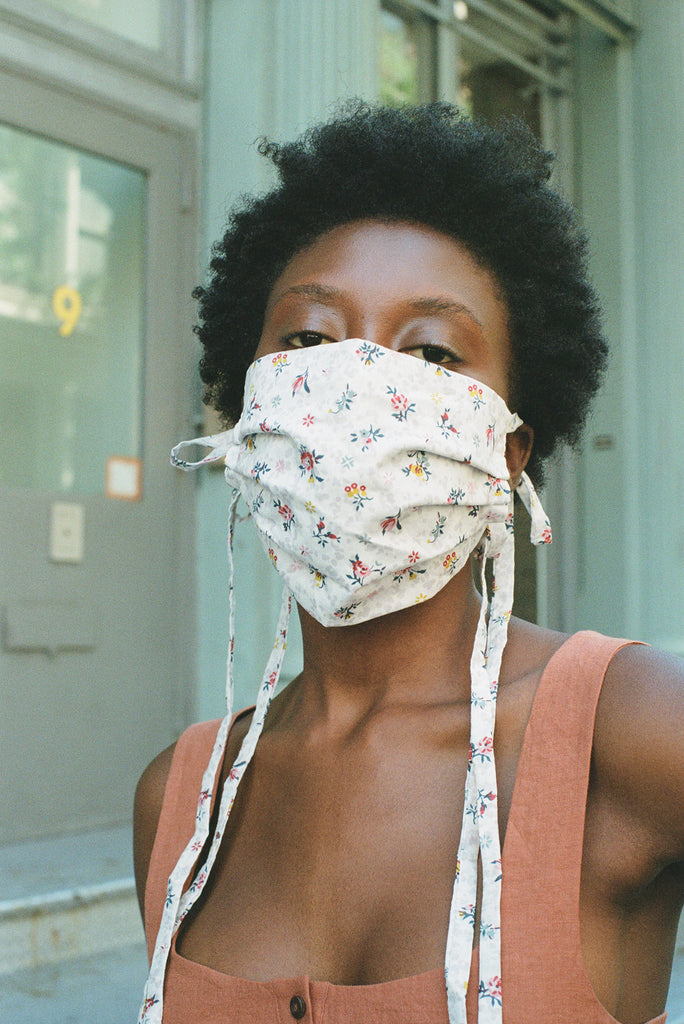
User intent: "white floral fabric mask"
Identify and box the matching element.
[140,340,551,1024]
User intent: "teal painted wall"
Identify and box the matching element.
[196,0,378,720]
[630,1,684,655]
[574,27,631,638]
[574,2,684,654]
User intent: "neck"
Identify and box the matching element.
[282,567,483,728]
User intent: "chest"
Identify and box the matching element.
[176,693,533,984]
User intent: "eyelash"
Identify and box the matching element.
[281,333,462,367]
[406,344,462,367]
[282,331,336,348]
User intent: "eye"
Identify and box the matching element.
[283,331,336,349]
[405,344,462,367]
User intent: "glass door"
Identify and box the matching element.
[0,67,196,843]
[0,125,146,497]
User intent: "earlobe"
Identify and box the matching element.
[505,424,534,487]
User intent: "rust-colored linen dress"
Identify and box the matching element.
[144,632,667,1023]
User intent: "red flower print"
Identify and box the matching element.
[472,736,493,761]
[298,445,324,483]
[274,499,295,530]
[479,975,503,1005]
[380,510,402,534]
[291,369,310,396]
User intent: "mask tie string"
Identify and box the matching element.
[476,529,514,1024]
[444,517,515,1024]
[177,583,292,925]
[170,431,234,470]
[137,483,292,1024]
[445,552,490,1024]
[516,471,552,545]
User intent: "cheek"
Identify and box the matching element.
[253,335,271,360]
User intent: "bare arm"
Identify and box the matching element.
[133,742,177,920]
[594,643,684,875]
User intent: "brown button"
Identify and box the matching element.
[289,994,307,1019]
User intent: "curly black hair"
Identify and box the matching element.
[195,101,606,484]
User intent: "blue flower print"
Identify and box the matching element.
[251,490,264,515]
[427,512,446,543]
[329,384,357,413]
[250,460,271,482]
[355,341,385,365]
[334,600,361,620]
[350,425,384,452]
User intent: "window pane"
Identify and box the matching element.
[0,124,146,495]
[38,0,162,50]
[379,5,437,107]
[456,32,542,133]
[453,6,546,132]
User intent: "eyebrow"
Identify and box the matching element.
[275,284,483,327]
[407,295,483,327]
[275,283,345,304]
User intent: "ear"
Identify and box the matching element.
[505,424,534,487]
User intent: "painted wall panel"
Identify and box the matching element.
[196,0,379,720]
[631,0,684,655]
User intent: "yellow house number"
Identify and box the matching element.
[52,285,83,337]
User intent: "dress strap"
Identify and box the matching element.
[500,631,658,1022]
[144,719,223,961]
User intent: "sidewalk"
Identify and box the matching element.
[0,941,147,1024]
[0,825,145,1024]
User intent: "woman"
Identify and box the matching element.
[134,103,684,1024]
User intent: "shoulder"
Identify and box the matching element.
[593,640,684,864]
[503,617,569,683]
[132,713,255,917]
[133,740,178,917]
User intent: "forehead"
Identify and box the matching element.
[263,219,512,394]
[266,219,509,331]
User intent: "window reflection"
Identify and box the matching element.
[379,4,438,107]
[0,124,146,494]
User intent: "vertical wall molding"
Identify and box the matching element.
[196,0,380,718]
[272,0,378,138]
[631,0,684,654]
[615,42,641,641]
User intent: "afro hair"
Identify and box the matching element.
[194,101,606,484]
